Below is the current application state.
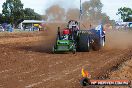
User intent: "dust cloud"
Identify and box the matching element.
[42,3,132,51]
[45,5,65,21]
[106,29,132,49]
[66,8,80,21]
[35,23,67,53]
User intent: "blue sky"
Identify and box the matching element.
[0,0,132,21]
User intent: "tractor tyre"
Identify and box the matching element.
[77,34,91,52]
[92,37,101,51]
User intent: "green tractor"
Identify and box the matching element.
[53,40,76,54]
[53,20,105,54]
[53,26,76,54]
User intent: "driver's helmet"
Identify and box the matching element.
[68,20,79,30]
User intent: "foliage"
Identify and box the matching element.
[2,0,24,25]
[117,7,132,22]
[2,0,42,25]
[23,8,42,20]
[0,13,4,24]
[45,5,65,21]
[82,0,109,24]
[44,0,109,24]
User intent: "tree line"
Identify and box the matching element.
[0,0,131,26]
[0,0,42,25]
[45,0,111,24]
[44,0,132,23]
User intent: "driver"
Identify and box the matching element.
[62,29,70,40]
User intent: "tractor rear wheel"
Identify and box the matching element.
[92,38,101,51]
[77,34,91,52]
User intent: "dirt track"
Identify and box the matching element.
[0,31,132,88]
[104,59,132,88]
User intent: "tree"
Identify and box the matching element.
[89,0,103,13]
[2,0,24,25]
[0,13,3,24]
[82,0,104,23]
[45,5,65,21]
[0,13,8,24]
[101,13,110,24]
[117,7,132,22]
[82,0,103,18]
[81,0,111,24]
[23,8,42,20]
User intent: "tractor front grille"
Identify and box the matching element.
[57,46,68,50]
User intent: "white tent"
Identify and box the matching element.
[20,20,45,29]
